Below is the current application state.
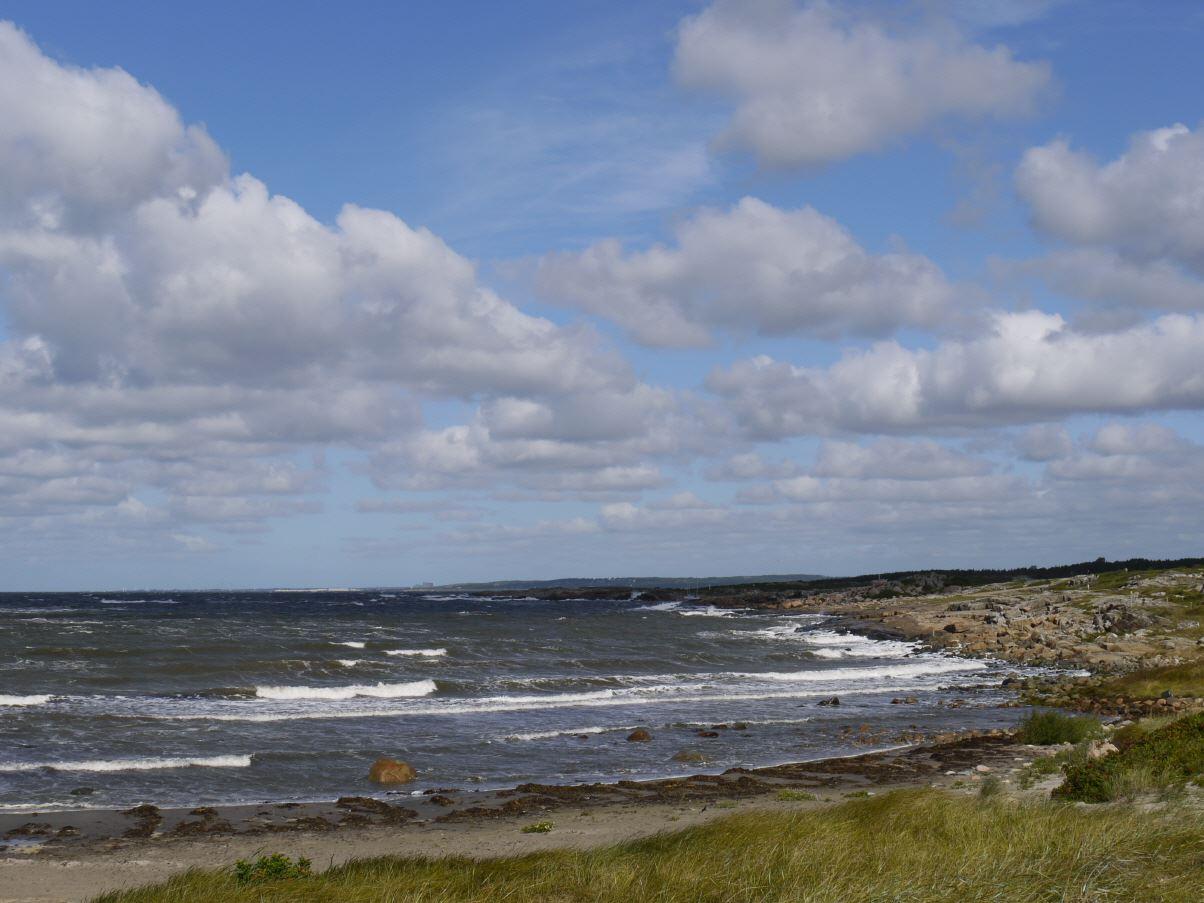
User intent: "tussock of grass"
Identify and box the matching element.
[1056,712,1204,803]
[1017,710,1102,745]
[93,790,1204,903]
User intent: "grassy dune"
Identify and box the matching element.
[95,789,1203,903]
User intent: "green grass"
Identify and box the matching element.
[1056,712,1204,803]
[1086,659,1204,700]
[1017,710,1102,745]
[93,790,1204,903]
[520,821,554,834]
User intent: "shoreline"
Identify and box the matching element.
[0,729,1041,903]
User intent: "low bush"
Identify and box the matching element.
[520,821,553,834]
[1017,710,1102,745]
[233,854,312,885]
[1055,712,1204,802]
[775,789,818,802]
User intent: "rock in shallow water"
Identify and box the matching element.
[627,728,652,742]
[368,758,417,784]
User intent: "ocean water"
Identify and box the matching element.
[0,591,1033,810]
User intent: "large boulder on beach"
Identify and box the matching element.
[626,728,652,742]
[368,758,416,784]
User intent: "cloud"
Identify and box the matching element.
[709,310,1204,436]
[1016,123,1204,273]
[0,21,665,545]
[536,197,959,346]
[674,0,1050,166]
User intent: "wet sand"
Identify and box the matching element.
[0,732,1035,903]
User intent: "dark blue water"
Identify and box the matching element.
[0,591,1033,810]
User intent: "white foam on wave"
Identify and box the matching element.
[336,641,366,649]
[254,679,437,700]
[731,658,986,682]
[163,682,937,723]
[385,648,447,657]
[676,605,746,618]
[0,694,52,706]
[335,659,362,667]
[632,601,681,612]
[502,725,628,742]
[0,754,252,773]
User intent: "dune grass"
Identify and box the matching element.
[94,789,1204,903]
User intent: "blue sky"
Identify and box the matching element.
[2,1,1204,589]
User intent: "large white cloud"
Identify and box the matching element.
[674,0,1050,166]
[709,310,1204,436]
[1017,123,1204,273]
[0,22,667,544]
[536,197,958,346]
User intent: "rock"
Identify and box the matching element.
[696,730,720,738]
[731,722,749,731]
[368,758,417,784]
[942,623,959,633]
[1087,740,1119,760]
[1161,689,1174,699]
[69,787,95,796]
[974,764,991,773]
[670,749,707,764]
[817,696,840,706]
[626,728,652,742]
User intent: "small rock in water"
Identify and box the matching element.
[626,728,652,742]
[671,749,707,764]
[697,730,720,738]
[368,758,417,785]
[817,696,840,706]
[69,787,95,796]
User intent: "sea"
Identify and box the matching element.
[0,590,1037,810]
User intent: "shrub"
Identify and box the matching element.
[521,821,554,834]
[232,853,312,884]
[1017,710,1102,745]
[776,789,818,802]
[1055,712,1204,803]
[978,776,1003,799]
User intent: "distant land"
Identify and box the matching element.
[429,573,827,591]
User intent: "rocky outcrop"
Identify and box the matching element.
[626,728,652,742]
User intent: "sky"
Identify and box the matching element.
[2,0,1204,589]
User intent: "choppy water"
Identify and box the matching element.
[0,591,1034,810]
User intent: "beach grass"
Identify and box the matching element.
[93,789,1204,903]
[1016,709,1102,745]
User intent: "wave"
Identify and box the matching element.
[0,694,53,706]
[97,598,178,604]
[502,725,631,741]
[0,754,252,773]
[677,605,746,618]
[632,601,682,612]
[335,659,363,667]
[337,641,366,649]
[730,658,986,682]
[385,648,447,657]
[254,680,437,700]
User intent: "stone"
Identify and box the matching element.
[69,787,95,796]
[1087,741,1119,760]
[670,749,707,764]
[626,728,652,742]
[368,758,417,784]
[817,696,840,706]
